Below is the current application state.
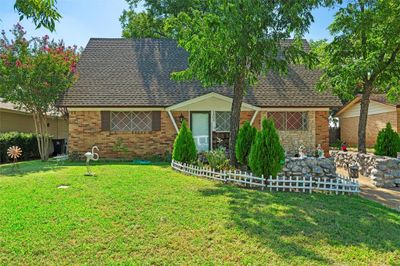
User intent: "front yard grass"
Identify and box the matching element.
[0,161,399,265]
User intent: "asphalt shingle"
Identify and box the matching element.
[59,38,341,108]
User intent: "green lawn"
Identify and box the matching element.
[0,161,399,265]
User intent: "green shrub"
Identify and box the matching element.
[235,121,257,165]
[374,123,400,157]
[0,132,40,163]
[248,118,285,177]
[172,120,197,163]
[331,139,342,150]
[205,147,229,170]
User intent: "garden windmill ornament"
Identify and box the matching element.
[84,146,99,176]
[7,146,22,170]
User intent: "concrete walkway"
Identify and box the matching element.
[337,168,400,211]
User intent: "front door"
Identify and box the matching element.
[190,112,210,152]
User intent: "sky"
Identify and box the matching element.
[0,0,339,48]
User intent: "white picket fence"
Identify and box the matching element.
[171,160,360,194]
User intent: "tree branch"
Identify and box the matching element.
[370,43,400,82]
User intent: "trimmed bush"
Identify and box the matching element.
[205,147,229,170]
[374,123,400,157]
[172,120,197,163]
[248,118,285,177]
[0,132,40,163]
[235,121,257,165]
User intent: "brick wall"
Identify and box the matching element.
[340,111,397,147]
[68,110,328,158]
[68,110,260,159]
[315,111,329,156]
[68,111,178,159]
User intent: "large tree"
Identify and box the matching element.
[14,0,61,31]
[0,24,78,160]
[120,0,206,38]
[166,0,327,165]
[318,0,400,153]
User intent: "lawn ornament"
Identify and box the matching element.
[84,146,99,176]
[317,144,325,158]
[7,146,22,172]
[298,145,307,158]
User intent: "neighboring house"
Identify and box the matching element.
[336,94,400,147]
[0,99,69,154]
[58,38,341,158]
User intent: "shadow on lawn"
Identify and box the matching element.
[0,161,66,177]
[200,185,400,264]
[0,160,171,177]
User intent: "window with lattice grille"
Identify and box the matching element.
[267,112,308,131]
[215,111,231,132]
[111,112,152,132]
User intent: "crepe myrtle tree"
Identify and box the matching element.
[317,0,400,153]
[165,0,332,165]
[0,24,78,161]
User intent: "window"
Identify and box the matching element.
[111,111,152,132]
[268,112,308,131]
[215,111,230,132]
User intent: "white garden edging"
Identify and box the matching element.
[171,160,360,194]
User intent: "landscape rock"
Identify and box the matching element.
[330,151,399,188]
[280,157,336,179]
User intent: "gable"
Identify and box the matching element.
[338,100,396,118]
[167,93,258,111]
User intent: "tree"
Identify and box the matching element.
[374,123,400,158]
[318,0,400,153]
[0,24,78,160]
[235,121,256,166]
[14,0,61,31]
[166,0,326,165]
[248,118,285,177]
[120,0,206,38]
[172,120,197,163]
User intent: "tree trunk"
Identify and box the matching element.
[229,74,245,166]
[358,84,373,153]
[32,111,50,161]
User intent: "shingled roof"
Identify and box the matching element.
[59,38,341,108]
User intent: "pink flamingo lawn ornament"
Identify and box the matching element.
[84,146,99,176]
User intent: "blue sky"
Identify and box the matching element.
[1,0,338,48]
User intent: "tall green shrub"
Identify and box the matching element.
[235,121,256,165]
[374,123,400,157]
[172,120,197,163]
[0,132,40,163]
[249,118,285,177]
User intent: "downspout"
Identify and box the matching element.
[167,110,179,133]
[250,110,259,126]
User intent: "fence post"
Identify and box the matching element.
[261,174,265,190]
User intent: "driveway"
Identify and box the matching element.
[337,167,400,211]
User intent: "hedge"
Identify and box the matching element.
[0,132,40,163]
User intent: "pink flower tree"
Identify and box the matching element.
[0,24,79,161]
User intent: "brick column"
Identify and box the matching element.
[315,111,330,157]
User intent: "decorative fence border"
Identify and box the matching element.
[171,160,360,194]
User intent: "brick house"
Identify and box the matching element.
[58,38,341,158]
[336,94,400,147]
